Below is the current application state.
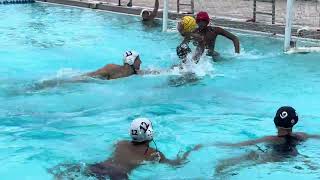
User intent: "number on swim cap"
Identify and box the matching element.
[126,51,133,57]
[140,122,150,133]
[280,111,288,119]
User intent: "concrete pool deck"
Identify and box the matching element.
[37,0,320,39]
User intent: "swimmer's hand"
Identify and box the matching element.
[215,137,275,147]
[160,144,203,166]
[206,50,220,57]
[150,152,161,162]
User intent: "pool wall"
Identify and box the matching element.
[35,0,302,37]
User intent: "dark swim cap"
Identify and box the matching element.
[274,106,298,128]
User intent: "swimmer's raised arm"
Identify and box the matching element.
[150,0,159,19]
[159,145,202,166]
[141,0,159,21]
[215,136,275,147]
[213,27,240,54]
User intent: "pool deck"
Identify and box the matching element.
[37,0,320,39]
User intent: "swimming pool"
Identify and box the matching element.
[1,2,320,180]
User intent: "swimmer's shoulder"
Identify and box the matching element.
[292,132,309,141]
[117,140,131,146]
[263,136,284,143]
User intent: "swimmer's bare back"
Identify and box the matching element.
[86,64,136,80]
[88,141,202,180]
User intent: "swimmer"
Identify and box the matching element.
[176,16,204,63]
[215,106,320,174]
[193,11,240,61]
[50,118,202,180]
[141,0,159,22]
[87,50,142,80]
[30,51,160,90]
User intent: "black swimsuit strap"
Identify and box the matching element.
[144,146,149,155]
[131,65,137,74]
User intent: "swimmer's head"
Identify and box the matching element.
[274,106,299,129]
[196,12,210,29]
[123,50,142,70]
[178,16,197,35]
[130,118,154,143]
[141,9,151,21]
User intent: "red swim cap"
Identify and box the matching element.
[196,11,210,23]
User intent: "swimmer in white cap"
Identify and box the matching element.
[50,118,202,180]
[141,0,159,22]
[87,50,142,80]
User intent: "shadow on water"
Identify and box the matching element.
[167,72,201,87]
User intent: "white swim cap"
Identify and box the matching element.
[123,50,139,65]
[140,9,151,17]
[130,118,153,142]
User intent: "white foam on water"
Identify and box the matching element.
[39,68,86,82]
[144,55,216,78]
[229,48,281,60]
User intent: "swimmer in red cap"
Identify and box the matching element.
[193,11,240,61]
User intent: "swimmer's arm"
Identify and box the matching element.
[149,0,159,19]
[159,145,202,166]
[296,132,320,140]
[189,33,204,43]
[308,135,320,139]
[215,27,240,53]
[216,136,273,147]
[192,45,205,63]
[137,69,161,75]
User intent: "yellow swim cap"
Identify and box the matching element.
[180,16,197,33]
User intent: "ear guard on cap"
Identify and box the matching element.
[274,106,299,128]
[130,118,154,142]
[123,51,139,65]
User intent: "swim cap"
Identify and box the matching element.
[123,51,139,65]
[274,106,298,128]
[176,43,191,59]
[141,9,150,17]
[196,11,210,23]
[130,118,154,142]
[180,16,197,33]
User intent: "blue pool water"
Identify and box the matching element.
[1,3,320,180]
